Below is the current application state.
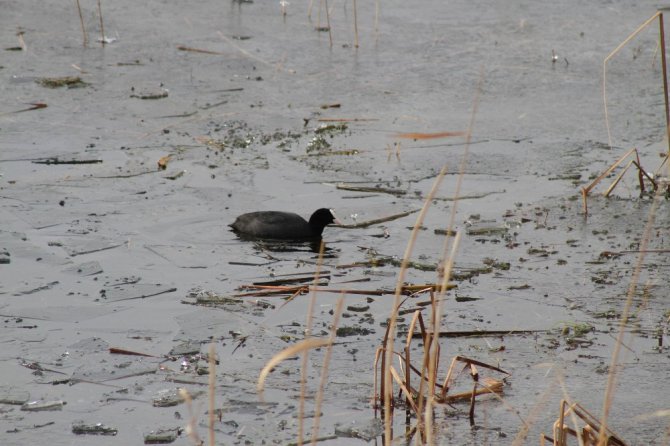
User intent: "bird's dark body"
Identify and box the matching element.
[230,208,337,240]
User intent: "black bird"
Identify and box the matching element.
[230,208,340,240]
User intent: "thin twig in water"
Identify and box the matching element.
[97,0,105,46]
[395,131,466,139]
[603,12,662,150]
[335,209,419,228]
[310,296,344,445]
[177,45,225,55]
[208,343,216,446]
[298,240,326,446]
[217,31,295,73]
[325,0,332,47]
[353,0,359,48]
[75,0,88,46]
[383,164,448,443]
[597,190,662,445]
[335,183,407,196]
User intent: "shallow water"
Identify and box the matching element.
[1,1,670,444]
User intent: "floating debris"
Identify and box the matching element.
[130,88,169,100]
[169,341,202,357]
[152,388,204,407]
[333,418,384,442]
[335,183,407,196]
[176,45,225,55]
[72,421,118,436]
[21,399,65,411]
[336,326,374,337]
[541,399,627,445]
[99,283,177,302]
[62,260,103,276]
[314,123,348,135]
[32,157,102,165]
[37,76,87,88]
[394,131,465,140]
[164,170,186,180]
[465,223,509,236]
[157,155,172,170]
[144,427,182,444]
[0,386,30,405]
[346,304,370,312]
[0,247,9,264]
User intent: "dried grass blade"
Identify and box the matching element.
[177,45,225,55]
[603,159,634,197]
[395,131,466,139]
[257,338,332,394]
[582,147,637,196]
[389,366,420,414]
[442,378,503,403]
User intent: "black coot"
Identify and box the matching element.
[230,208,339,240]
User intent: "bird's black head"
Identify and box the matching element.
[309,208,339,231]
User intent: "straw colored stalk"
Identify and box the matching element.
[208,343,216,446]
[180,388,203,445]
[595,192,662,445]
[97,0,105,46]
[580,147,637,214]
[424,70,483,444]
[310,296,345,444]
[353,0,359,48]
[441,377,503,403]
[257,338,332,394]
[382,164,448,443]
[298,240,326,446]
[75,0,88,46]
[603,12,669,154]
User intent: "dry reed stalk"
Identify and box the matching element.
[424,72,483,443]
[317,117,378,122]
[417,292,437,443]
[603,12,663,151]
[16,30,26,51]
[298,240,326,446]
[404,311,422,414]
[383,165,448,444]
[580,147,637,214]
[442,377,503,403]
[439,356,508,401]
[552,400,627,446]
[395,131,466,139]
[75,0,88,47]
[512,377,557,445]
[97,0,105,47]
[325,0,333,47]
[595,194,661,445]
[374,0,379,42]
[372,346,384,414]
[208,343,216,446]
[353,0,359,48]
[603,159,635,197]
[660,13,670,154]
[587,16,670,430]
[389,366,420,414]
[334,209,418,227]
[257,338,332,394]
[380,71,482,444]
[177,45,225,55]
[180,388,204,445]
[216,31,295,74]
[310,296,344,445]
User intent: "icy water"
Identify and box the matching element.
[1,1,670,444]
